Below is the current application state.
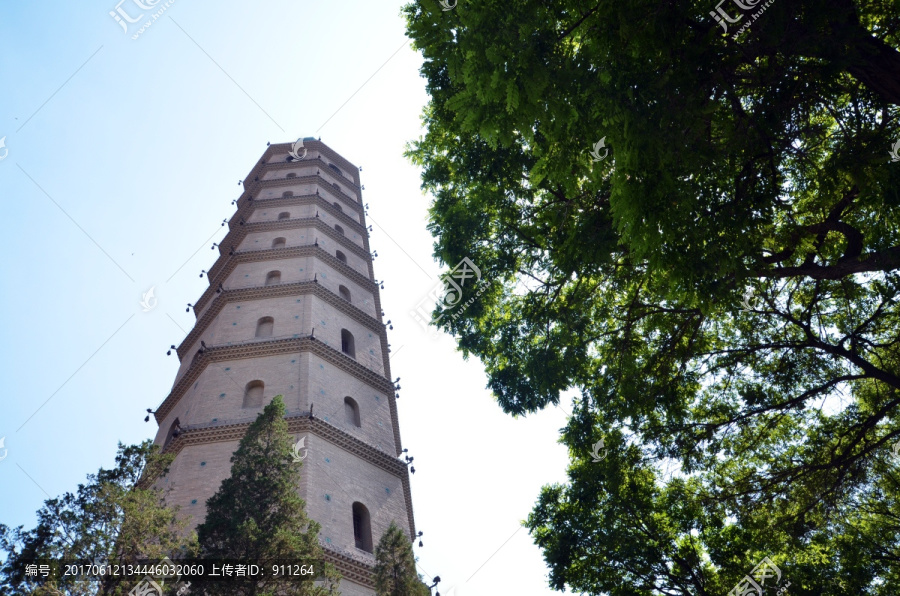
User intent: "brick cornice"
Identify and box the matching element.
[247,141,361,188]
[199,244,376,314]
[243,174,363,216]
[163,415,407,477]
[160,414,416,552]
[176,281,384,359]
[184,277,394,414]
[156,336,403,454]
[321,548,373,587]
[227,194,367,243]
[262,159,361,191]
[221,216,369,262]
[157,337,391,420]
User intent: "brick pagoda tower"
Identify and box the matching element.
[152,140,413,595]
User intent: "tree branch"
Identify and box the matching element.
[756,246,900,279]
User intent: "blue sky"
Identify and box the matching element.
[0,2,574,594]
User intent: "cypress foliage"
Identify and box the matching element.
[195,395,340,596]
[373,522,430,596]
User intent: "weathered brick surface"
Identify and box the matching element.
[172,290,382,389]
[157,353,305,433]
[304,353,395,452]
[256,174,361,212]
[239,223,365,252]
[192,254,375,322]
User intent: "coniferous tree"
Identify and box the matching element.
[0,441,196,596]
[194,395,339,596]
[373,522,430,596]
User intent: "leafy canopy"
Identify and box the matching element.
[404,0,900,593]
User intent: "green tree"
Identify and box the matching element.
[0,441,196,596]
[373,522,430,596]
[194,395,339,596]
[404,0,900,593]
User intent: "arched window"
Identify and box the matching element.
[265,270,281,286]
[272,237,286,249]
[333,182,340,191]
[344,396,361,427]
[334,224,344,236]
[243,381,264,408]
[286,172,297,178]
[278,212,290,220]
[352,502,372,552]
[164,418,181,447]
[338,285,351,302]
[332,202,343,213]
[341,329,355,358]
[329,163,344,178]
[255,316,274,338]
[282,191,294,198]
[335,250,347,264]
